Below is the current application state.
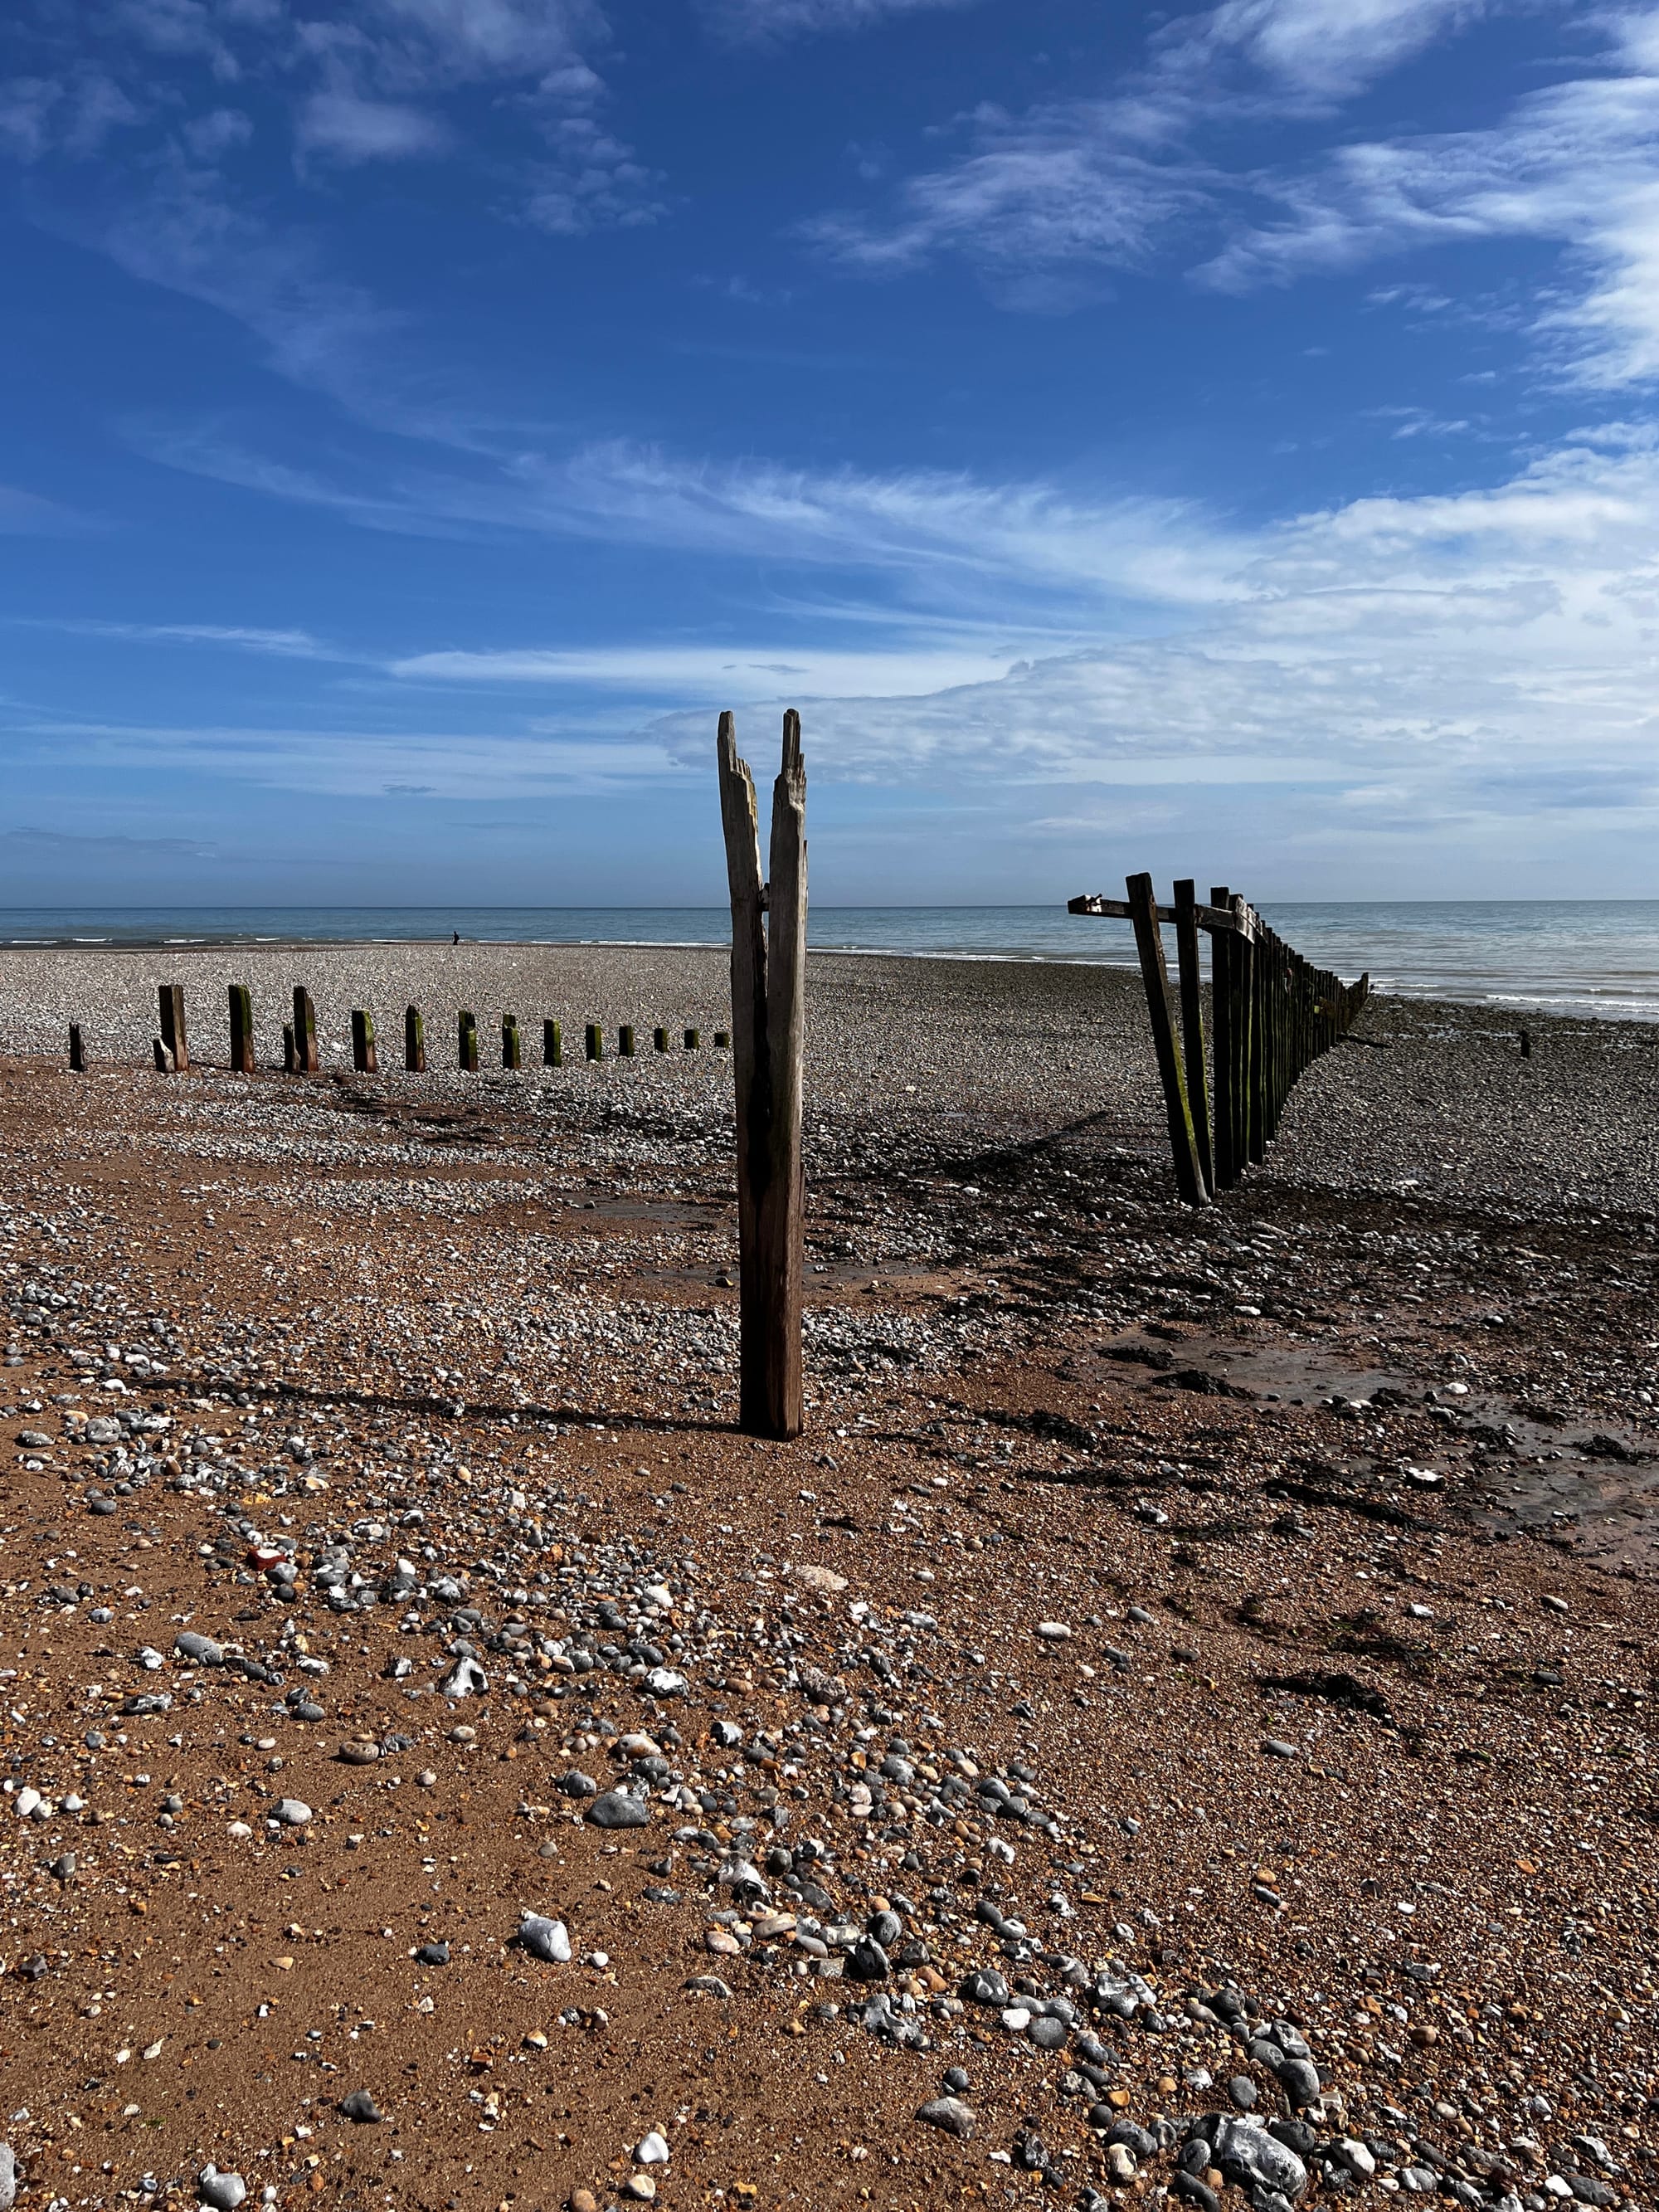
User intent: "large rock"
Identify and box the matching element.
[1210,2118,1307,2200]
[518,1914,572,1963]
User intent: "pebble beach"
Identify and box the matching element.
[0,943,1655,2212]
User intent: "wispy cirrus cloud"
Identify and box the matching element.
[701,0,980,44]
[19,617,353,659]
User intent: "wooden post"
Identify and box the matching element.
[405,1006,426,1073]
[1520,1027,1533,1060]
[352,1010,377,1074]
[1125,873,1208,1207]
[68,1024,85,1074]
[585,1022,603,1062]
[1208,886,1233,1191]
[158,984,188,1073]
[684,1027,701,1050]
[1172,881,1214,1199]
[542,1019,562,1068]
[228,986,255,1074]
[282,1023,297,1074]
[718,707,808,1440]
[714,1029,731,1049]
[458,1011,478,1072]
[618,1024,635,1057]
[292,987,319,1074]
[503,1014,521,1069]
[654,1026,669,1053]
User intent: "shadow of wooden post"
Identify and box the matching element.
[718,708,807,1440]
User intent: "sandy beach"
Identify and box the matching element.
[0,945,1654,2212]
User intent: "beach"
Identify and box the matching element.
[0,943,1655,2212]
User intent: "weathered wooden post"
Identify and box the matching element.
[618,1024,635,1057]
[228,986,255,1074]
[684,1027,701,1050]
[542,1019,562,1067]
[153,1038,173,1073]
[1172,881,1214,1199]
[158,984,188,1072]
[458,1011,479,1072]
[654,1026,669,1053]
[714,1029,731,1049]
[1520,1026,1533,1060]
[351,1011,377,1074]
[405,1006,426,1073]
[1125,874,1209,1208]
[292,987,319,1074]
[718,707,808,1440]
[585,1022,603,1062]
[282,1022,298,1074]
[68,1024,85,1074]
[503,1014,521,1069]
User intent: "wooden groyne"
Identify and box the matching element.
[1071,876,1369,1205]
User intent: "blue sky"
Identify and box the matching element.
[2,0,1658,904]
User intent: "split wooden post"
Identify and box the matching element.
[1171,880,1214,1199]
[352,1011,377,1074]
[292,987,319,1074]
[158,984,188,1073]
[458,1011,479,1072]
[542,1019,562,1068]
[684,1027,701,1050]
[68,1024,85,1074]
[718,707,808,1440]
[1125,873,1208,1208]
[406,1006,426,1073]
[585,1022,603,1062]
[153,1039,173,1073]
[282,1023,298,1074]
[503,1014,521,1069]
[228,986,255,1075]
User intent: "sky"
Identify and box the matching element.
[2,0,1659,906]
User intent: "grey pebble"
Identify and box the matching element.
[518,1914,572,1964]
[1261,1739,1299,1760]
[197,2167,246,2210]
[338,2091,384,2124]
[1228,2077,1258,2111]
[588,1789,651,1829]
[916,2096,975,2141]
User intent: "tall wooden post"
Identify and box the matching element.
[718,709,808,1440]
[503,1014,521,1069]
[406,1006,426,1073]
[1208,886,1233,1190]
[352,1011,377,1074]
[292,987,319,1074]
[543,1019,562,1067]
[1171,881,1214,1199]
[158,985,188,1073]
[458,1011,478,1072]
[228,986,255,1074]
[68,1024,85,1074]
[1125,874,1209,1208]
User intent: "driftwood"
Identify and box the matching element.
[718,709,807,1440]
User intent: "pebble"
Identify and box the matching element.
[587,1789,651,1829]
[1260,1739,1298,1759]
[273,1799,312,1826]
[174,1631,224,1665]
[197,2167,246,2210]
[633,2132,669,2166]
[518,1914,572,1964]
[414,1942,450,1966]
[1034,1620,1072,1642]
[0,2144,13,2212]
[916,2096,975,2141]
[338,2091,383,2124]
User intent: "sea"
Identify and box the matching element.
[1,903,1657,1024]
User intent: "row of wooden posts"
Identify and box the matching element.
[63,989,730,1078]
[1069,874,1369,1206]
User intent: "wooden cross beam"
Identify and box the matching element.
[1068,892,1258,940]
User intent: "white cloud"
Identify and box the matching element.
[388,639,1044,699]
[2,720,688,800]
[703,0,977,41]
[1167,0,1491,102]
[22,618,349,658]
[295,90,452,163]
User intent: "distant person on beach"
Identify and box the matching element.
[452,930,460,945]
